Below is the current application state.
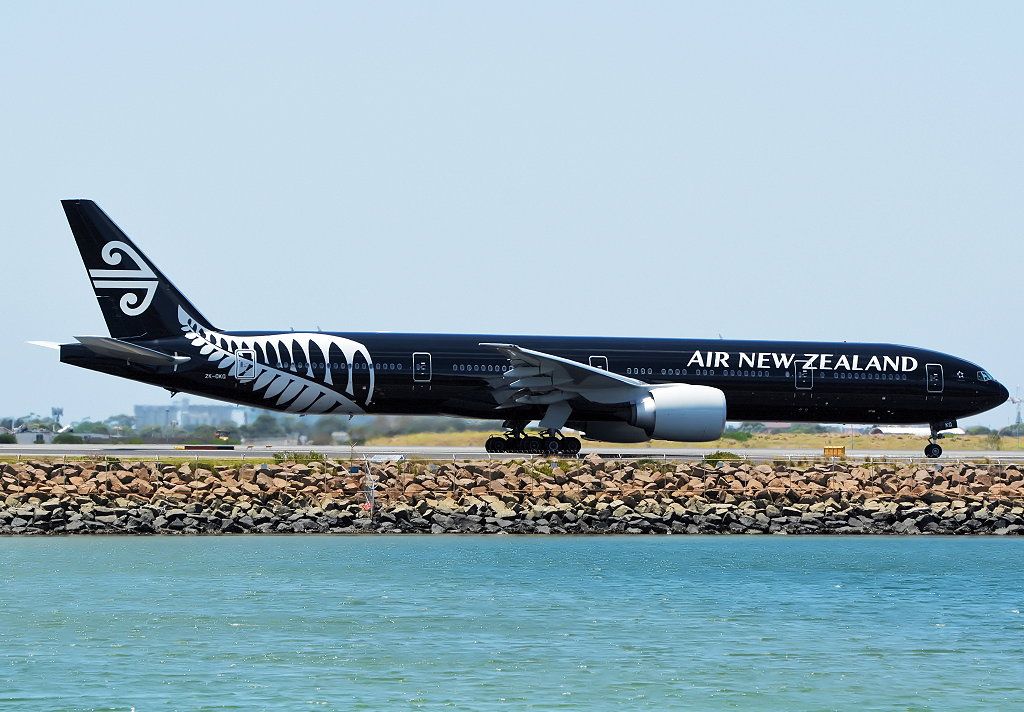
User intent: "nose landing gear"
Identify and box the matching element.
[924,420,956,458]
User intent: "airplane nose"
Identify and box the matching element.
[994,381,1010,406]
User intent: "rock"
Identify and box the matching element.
[1,458,1021,537]
[404,483,426,497]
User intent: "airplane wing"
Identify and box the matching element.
[478,342,648,413]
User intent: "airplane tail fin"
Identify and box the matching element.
[61,199,216,340]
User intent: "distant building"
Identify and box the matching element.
[133,398,254,430]
[15,431,54,445]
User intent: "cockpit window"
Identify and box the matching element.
[978,371,994,382]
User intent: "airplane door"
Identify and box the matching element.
[234,349,257,382]
[926,363,944,393]
[589,355,608,371]
[413,352,432,383]
[795,366,813,390]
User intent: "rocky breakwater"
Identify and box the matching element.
[1,457,1023,535]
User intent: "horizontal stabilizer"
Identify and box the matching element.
[74,336,191,367]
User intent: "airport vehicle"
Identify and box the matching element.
[37,200,1009,457]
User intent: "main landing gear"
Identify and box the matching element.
[924,420,955,458]
[485,421,581,456]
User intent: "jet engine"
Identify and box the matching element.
[576,384,727,443]
[629,384,727,442]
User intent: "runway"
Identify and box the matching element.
[1,444,1020,463]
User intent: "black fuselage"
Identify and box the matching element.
[54,198,1010,442]
[62,331,1009,429]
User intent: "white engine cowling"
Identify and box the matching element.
[630,384,727,442]
[579,421,651,443]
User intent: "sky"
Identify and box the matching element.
[1,2,1021,427]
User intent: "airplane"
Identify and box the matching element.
[35,200,1009,458]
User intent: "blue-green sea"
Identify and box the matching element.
[1,536,1022,711]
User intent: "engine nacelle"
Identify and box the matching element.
[578,421,651,443]
[630,384,727,442]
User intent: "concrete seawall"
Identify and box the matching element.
[2,456,1023,535]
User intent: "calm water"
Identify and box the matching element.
[0,536,1022,711]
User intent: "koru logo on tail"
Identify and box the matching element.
[88,241,157,316]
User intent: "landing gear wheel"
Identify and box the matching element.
[924,443,942,459]
[524,436,542,454]
[542,436,561,455]
[561,437,582,456]
[485,436,505,454]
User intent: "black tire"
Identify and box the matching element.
[542,436,561,455]
[562,437,582,455]
[924,443,942,459]
[524,436,542,454]
[485,436,504,454]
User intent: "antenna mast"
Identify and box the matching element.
[1010,386,1022,452]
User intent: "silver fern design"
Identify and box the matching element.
[178,307,374,414]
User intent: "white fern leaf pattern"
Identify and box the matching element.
[178,306,373,414]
